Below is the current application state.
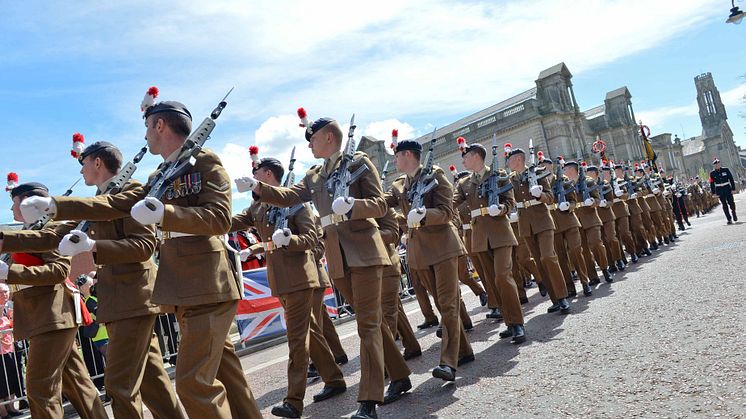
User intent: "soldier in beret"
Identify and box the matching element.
[506,148,571,314]
[385,139,474,381]
[21,99,262,418]
[3,142,183,418]
[241,116,409,419]
[0,182,108,419]
[231,155,346,418]
[454,142,526,342]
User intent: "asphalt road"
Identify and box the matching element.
[105,193,746,418]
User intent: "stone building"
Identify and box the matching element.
[680,73,744,183]
[360,62,647,183]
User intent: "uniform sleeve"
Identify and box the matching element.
[54,186,144,222]
[709,173,716,194]
[258,176,313,208]
[452,180,466,208]
[93,217,157,265]
[728,169,735,189]
[377,209,400,245]
[499,174,516,213]
[349,156,388,221]
[589,179,601,200]
[160,152,233,235]
[539,175,554,204]
[286,205,318,252]
[1,222,74,253]
[6,251,71,287]
[423,170,454,226]
[230,208,256,233]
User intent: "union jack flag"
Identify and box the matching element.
[235,267,338,343]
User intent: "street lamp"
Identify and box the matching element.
[727,0,744,24]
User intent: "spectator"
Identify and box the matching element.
[0,285,23,418]
[77,274,107,390]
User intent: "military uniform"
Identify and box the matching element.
[231,201,345,414]
[510,167,570,308]
[457,203,497,309]
[610,174,637,260]
[574,176,610,281]
[257,150,410,404]
[595,174,624,269]
[2,242,107,419]
[710,165,738,223]
[51,149,261,419]
[546,171,590,291]
[386,165,473,371]
[2,180,183,419]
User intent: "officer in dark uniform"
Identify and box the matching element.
[709,158,738,224]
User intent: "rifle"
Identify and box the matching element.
[524,138,550,187]
[406,130,439,214]
[551,158,573,205]
[2,178,82,265]
[69,147,148,242]
[267,146,304,238]
[380,160,390,190]
[144,88,234,209]
[575,164,591,202]
[325,114,368,203]
[478,134,512,207]
[610,163,624,197]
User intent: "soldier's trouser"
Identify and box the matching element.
[414,257,473,369]
[554,228,589,288]
[640,211,657,242]
[105,314,184,419]
[174,301,261,419]
[320,307,346,360]
[396,300,421,354]
[630,213,649,250]
[601,219,622,263]
[333,265,410,402]
[457,254,486,297]
[615,215,637,256]
[280,288,344,413]
[411,270,438,323]
[582,225,608,276]
[472,251,499,308]
[523,230,569,303]
[26,327,108,419]
[516,236,543,283]
[719,193,737,220]
[475,246,524,325]
[308,295,347,387]
[382,272,421,355]
[649,210,666,240]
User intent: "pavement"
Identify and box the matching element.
[87,193,746,418]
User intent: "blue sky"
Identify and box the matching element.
[1,0,744,223]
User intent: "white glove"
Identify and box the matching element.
[675,192,682,198]
[255,253,264,260]
[331,197,355,215]
[235,176,258,193]
[599,199,608,208]
[583,198,594,207]
[559,201,571,212]
[20,196,56,224]
[272,228,292,247]
[630,193,638,199]
[529,185,543,198]
[509,211,519,222]
[614,189,623,197]
[131,197,164,225]
[401,233,408,246]
[488,204,505,217]
[652,188,660,194]
[239,248,253,262]
[58,230,95,256]
[0,261,7,280]
[407,207,426,228]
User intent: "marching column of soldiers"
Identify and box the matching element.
[0,88,727,419]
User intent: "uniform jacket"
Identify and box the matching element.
[5,238,76,340]
[453,168,518,251]
[575,177,603,229]
[510,167,556,238]
[53,149,242,306]
[710,167,735,194]
[548,173,582,233]
[385,166,465,270]
[376,208,402,278]
[596,178,617,223]
[258,151,390,280]
[231,201,320,296]
[3,180,161,323]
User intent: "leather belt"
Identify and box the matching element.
[9,284,31,292]
[715,182,730,187]
[645,194,656,198]
[461,224,471,230]
[159,231,197,240]
[515,199,541,209]
[320,213,349,228]
[470,207,491,218]
[613,198,624,203]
